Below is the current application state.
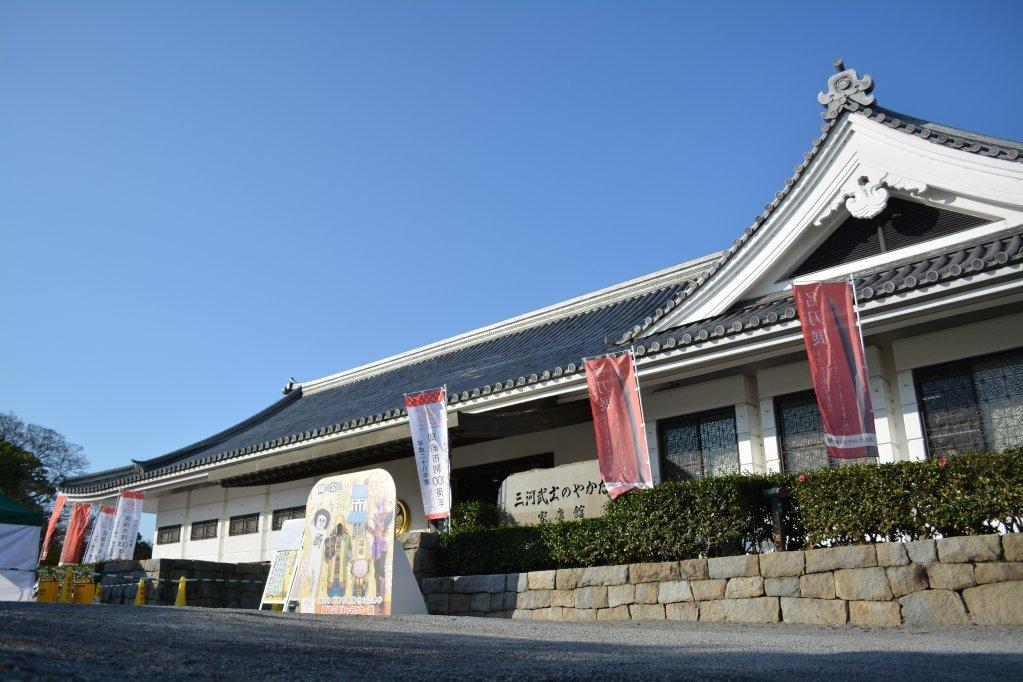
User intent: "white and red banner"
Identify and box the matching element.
[82,504,116,564]
[793,281,878,460]
[584,352,654,499]
[39,493,66,562]
[105,490,144,560]
[405,388,451,521]
[58,503,92,566]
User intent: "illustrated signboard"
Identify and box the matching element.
[260,518,304,609]
[498,459,610,525]
[290,469,397,615]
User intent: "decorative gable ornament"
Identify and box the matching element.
[818,59,875,120]
[814,173,929,226]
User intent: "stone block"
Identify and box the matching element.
[780,598,847,625]
[484,610,513,619]
[962,581,1023,625]
[527,570,557,590]
[658,580,693,604]
[516,590,552,610]
[491,593,507,611]
[699,597,780,624]
[725,577,764,599]
[692,579,727,601]
[453,574,506,594]
[875,543,909,567]
[899,590,970,626]
[926,563,976,591]
[905,539,937,564]
[936,535,1001,563]
[634,583,659,604]
[804,545,877,573]
[800,572,836,600]
[551,589,575,608]
[1003,534,1023,562]
[511,609,532,620]
[679,558,709,580]
[426,594,449,615]
[849,601,902,626]
[629,603,666,620]
[608,584,636,608]
[597,605,631,621]
[665,602,699,621]
[708,555,759,579]
[629,561,681,584]
[760,551,805,578]
[421,577,453,595]
[556,568,583,590]
[764,577,800,597]
[575,586,608,609]
[448,594,471,614]
[580,565,629,587]
[564,608,597,622]
[975,562,1023,584]
[470,592,491,612]
[531,607,564,621]
[503,592,519,610]
[834,567,893,601]
[513,573,528,593]
[887,564,930,598]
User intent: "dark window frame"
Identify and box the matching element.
[156,525,181,545]
[228,513,260,536]
[656,406,741,481]
[190,519,219,541]
[774,389,878,472]
[271,506,305,531]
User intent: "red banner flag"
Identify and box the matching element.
[584,352,654,499]
[793,281,878,460]
[59,503,92,565]
[39,493,67,562]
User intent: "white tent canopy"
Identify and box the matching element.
[0,493,44,602]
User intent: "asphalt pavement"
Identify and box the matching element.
[2,602,1022,680]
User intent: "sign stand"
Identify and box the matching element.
[259,519,304,611]
[390,538,427,615]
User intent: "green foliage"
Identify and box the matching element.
[37,563,99,582]
[450,500,502,533]
[0,437,51,514]
[436,450,1023,575]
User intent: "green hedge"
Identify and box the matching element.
[436,449,1023,576]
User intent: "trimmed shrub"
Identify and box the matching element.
[436,450,1023,576]
[449,500,502,533]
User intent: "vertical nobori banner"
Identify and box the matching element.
[404,388,451,521]
[793,281,878,460]
[39,493,67,562]
[105,490,144,560]
[584,352,654,499]
[82,505,116,564]
[58,503,92,566]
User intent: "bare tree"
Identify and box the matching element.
[0,411,88,498]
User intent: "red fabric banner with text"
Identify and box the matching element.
[793,281,878,460]
[39,493,66,562]
[59,503,92,566]
[584,353,653,498]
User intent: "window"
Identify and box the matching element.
[657,408,740,480]
[272,506,305,531]
[156,525,181,545]
[916,349,1023,458]
[229,513,259,536]
[791,198,986,277]
[190,519,219,541]
[775,390,877,472]
[451,453,554,505]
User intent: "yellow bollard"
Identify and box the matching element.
[59,572,74,604]
[134,578,147,606]
[36,580,59,603]
[174,576,187,607]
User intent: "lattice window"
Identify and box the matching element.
[775,391,877,472]
[156,525,181,545]
[917,350,1023,457]
[271,505,305,531]
[657,408,740,480]
[228,513,259,536]
[190,519,219,541]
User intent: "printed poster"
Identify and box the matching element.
[584,352,654,499]
[105,490,144,560]
[291,469,396,615]
[793,280,878,459]
[405,388,451,520]
[260,518,304,608]
[82,505,116,564]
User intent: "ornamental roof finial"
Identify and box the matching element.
[818,59,874,120]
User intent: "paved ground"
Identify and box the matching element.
[2,603,1022,680]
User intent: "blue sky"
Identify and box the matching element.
[3,1,1022,487]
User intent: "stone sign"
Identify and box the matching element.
[497,459,609,525]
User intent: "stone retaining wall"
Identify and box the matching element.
[98,559,269,608]
[421,533,1023,626]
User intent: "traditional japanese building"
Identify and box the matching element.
[61,62,1023,564]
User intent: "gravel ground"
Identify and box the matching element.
[2,602,1022,680]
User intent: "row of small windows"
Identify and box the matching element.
[156,506,307,545]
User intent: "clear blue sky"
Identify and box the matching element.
[3,1,1022,483]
